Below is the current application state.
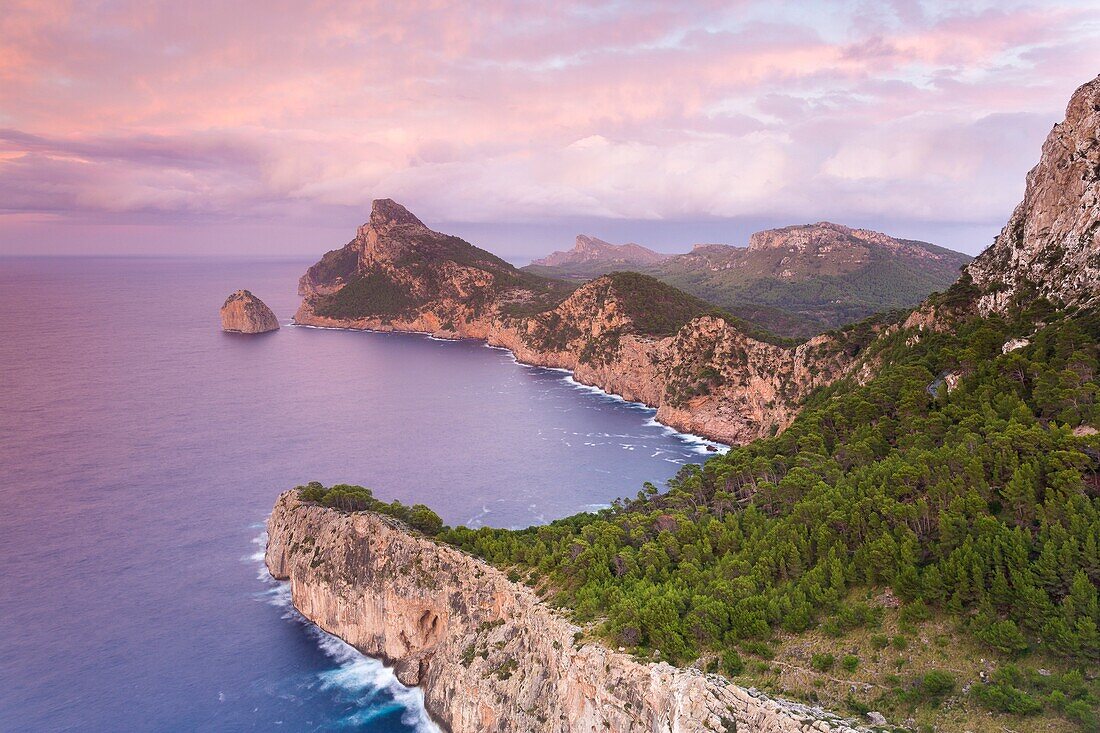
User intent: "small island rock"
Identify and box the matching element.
[220,290,280,333]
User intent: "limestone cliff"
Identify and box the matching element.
[220,290,279,333]
[968,74,1100,314]
[266,490,866,733]
[294,201,864,444]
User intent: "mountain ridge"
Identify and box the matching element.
[523,222,971,338]
[529,234,669,270]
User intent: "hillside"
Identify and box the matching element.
[524,223,971,338]
[436,74,1100,732]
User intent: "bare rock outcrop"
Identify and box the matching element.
[968,74,1100,314]
[220,290,279,333]
[266,491,867,733]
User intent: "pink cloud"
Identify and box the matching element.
[1,0,1099,256]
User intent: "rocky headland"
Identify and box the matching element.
[221,290,280,333]
[266,490,867,733]
[293,202,869,445]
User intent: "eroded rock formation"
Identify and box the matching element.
[266,491,867,733]
[968,74,1100,314]
[220,290,279,333]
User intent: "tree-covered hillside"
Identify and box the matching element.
[437,302,1099,731]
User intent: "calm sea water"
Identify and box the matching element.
[0,257,719,732]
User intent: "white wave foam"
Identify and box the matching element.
[302,322,726,450]
[641,416,729,455]
[251,530,439,732]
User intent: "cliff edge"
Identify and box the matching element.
[968,74,1100,314]
[266,490,866,733]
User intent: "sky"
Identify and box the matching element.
[1,1,1099,262]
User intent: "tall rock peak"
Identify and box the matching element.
[967,75,1100,313]
[361,198,427,237]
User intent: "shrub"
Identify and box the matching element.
[971,682,1043,715]
[870,634,890,650]
[722,650,745,676]
[740,641,775,660]
[841,655,859,673]
[299,481,328,503]
[320,484,377,512]
[408,504,444,535]
[975,619,1028,655]
[811,653,835,672]
[899,600,932,624]
[920,671,956,700]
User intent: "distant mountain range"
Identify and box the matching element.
[524,223,971,338]
[529,234,669,271]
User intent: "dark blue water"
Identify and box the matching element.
[0,257,719,732]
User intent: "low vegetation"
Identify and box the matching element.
[296,482,444,536]
[313,270,421,319]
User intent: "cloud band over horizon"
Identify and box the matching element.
[1,0,1099,257]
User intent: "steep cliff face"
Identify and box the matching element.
[295,201,864,444]
[968,75,1100,314]
[220,290,279,333]
[266,491,866,733]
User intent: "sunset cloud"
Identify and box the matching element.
[1,0,1099,255]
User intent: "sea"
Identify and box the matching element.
[0,257,722,732]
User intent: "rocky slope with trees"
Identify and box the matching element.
[294,202,876,444]
[267,488,868,733]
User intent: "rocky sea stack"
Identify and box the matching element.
[220,290,280,333]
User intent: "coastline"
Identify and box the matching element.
[288,321,729,454]
[265,491,868,733]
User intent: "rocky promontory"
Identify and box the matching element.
[266,490,867,733]
[221,290,280,333]
[293,200,869,444]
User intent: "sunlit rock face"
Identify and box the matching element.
[968,74,1100,314]
[220,290,279,333]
